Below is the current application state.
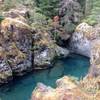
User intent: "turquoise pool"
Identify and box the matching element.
[0,54,90,100]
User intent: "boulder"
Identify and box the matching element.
[69,22,97,57]
[31,76,92,100]
[32,76,100,100]
[59,0,83,34]
[0,9,32,83]
[0,17,32,75]
[34,46,69,69]
[34,31,69,69]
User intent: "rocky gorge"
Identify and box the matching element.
[0,7,70,84]
[0,0,100,100]
[32,22,100,100]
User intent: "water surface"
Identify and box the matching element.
[0,54,90,100]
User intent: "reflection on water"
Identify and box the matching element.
[0,54,90,100]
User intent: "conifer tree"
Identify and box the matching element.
[35,0,59,18]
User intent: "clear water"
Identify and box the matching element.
[0,54,90,100]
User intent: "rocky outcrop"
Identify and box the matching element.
[0,7,70,84]
[69,22,97,57]
[59,0,83,34]
[69,22,100,77]
[0,8,32,83]
[32,21,100,99]
[0,17,32,75]
[34,30,69,69]
[89,39,100,76]
[0,47,12,84]
[32,76,100,100]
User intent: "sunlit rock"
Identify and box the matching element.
[34,30,69,69]
[31,76,92,100]
[69,22,97,57]
[0,10,32,83]
[0,47,12,84]
[89,39,100,76]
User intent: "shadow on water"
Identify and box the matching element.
[0,54,90,100]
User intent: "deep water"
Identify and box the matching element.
[0,54,90,100]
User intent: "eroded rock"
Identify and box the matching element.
[1,17,32,75]
[69,22,97,57]
[59,0,83,34]
[34,30,69,69]
[31,76,93,100]
[0,8,32,83]
[0,47,12,84]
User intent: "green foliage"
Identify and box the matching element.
[1,0,18,11]
[83,0,100,25]
[31,8,53,31]
[35,0,59,18]
[0,0,36,11]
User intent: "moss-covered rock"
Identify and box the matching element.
[33,30,69,69]
[0,7,33,83]
[31,76,97,100]
[59,0,83,34]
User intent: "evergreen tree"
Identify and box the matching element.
[35,0,59,18]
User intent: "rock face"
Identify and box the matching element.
[0,7,70,84]
[69,22,97,57]
[31,76,98,100]
[0,8,32,83]
[89,39,100,76]
[0,17,32,75]
[32,76,100,100]
[31,22,100,100]
[70,22,100,77]
[0,47,12,84]
[34,31,69,69]
[59,0,83,34]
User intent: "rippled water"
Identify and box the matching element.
[0,54,90,100]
